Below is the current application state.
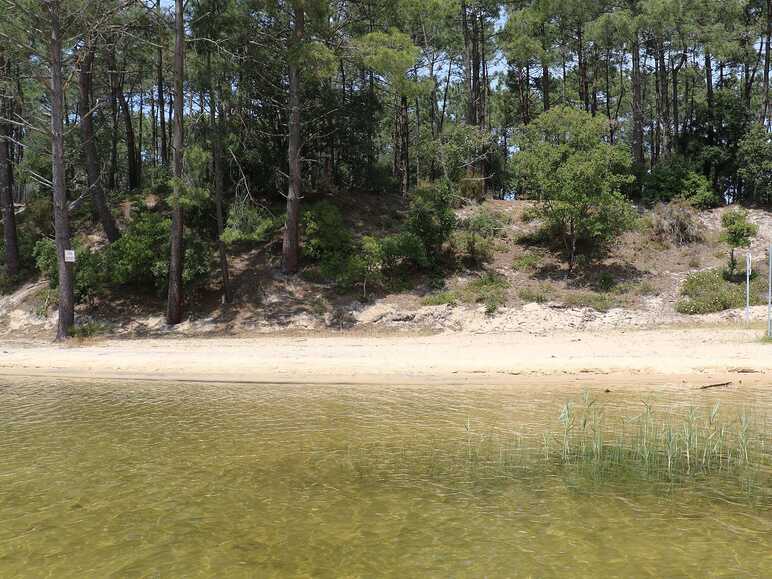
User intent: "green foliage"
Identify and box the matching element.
[562,291,615,312]
[107,212,210,294]
[460,272,510,314]
[738,124,772,205]
[680,172,719,209]
[513,251,542,272]
[676,268,765,315]
[422,290,458,306]
[514,106,636,268]
[380,231,429,271]
[302,201,353,262]
[222,200,281,245]
[451,230,494,266]
[518,283,553,304]
[405,186,456,260]
[720,208,758,275]
[33,238,105,303]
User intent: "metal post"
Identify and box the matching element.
[746,252,751,322]
[768,245,771,338]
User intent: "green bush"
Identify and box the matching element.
[34,238,105,303]
[460,272,510,314]
[380,231,429,271]
[562,291,615,312]
[422,289,458,306]
[675,268,765,314]
[720,208,758,276]
[514,106,636,269]
[680,172,719,209]
[518,283,553,304]
[452,230,494,266]
[106,212,210,294]
[464,207,510,238]
[513,251,542,272]
[303,201,352,261]
[405,186,456,260]
[222,200,281,245]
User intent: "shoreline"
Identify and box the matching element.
[0,326,769,388]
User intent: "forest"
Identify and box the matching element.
[0,0,770,340]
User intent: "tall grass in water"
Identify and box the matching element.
[543,392,766,481]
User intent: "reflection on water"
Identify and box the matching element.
[0,379,769,577]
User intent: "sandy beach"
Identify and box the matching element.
[0,325,769,388]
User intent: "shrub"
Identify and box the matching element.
[562,291,615,312]
[738,123,772,205]
[513,251,542,272]
[676,268,765,315]
[302,201,353,262]
[720,208,758,276]
[464,207,510,238]
[451,230,494,266]
[405,186,456,260]
[335,236,384,298]
[680,172,719,209]
[222,200,281,245]
[518,283,553,304]
[597,272,615,292]
[422,290,458,306]
[107,212,210,293]
[380,231,429,271]
[460,272,510,313]
[514,106,636,269]
[650,201,703,245]
[33,238,105,303]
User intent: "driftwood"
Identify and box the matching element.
[698,381,733,390]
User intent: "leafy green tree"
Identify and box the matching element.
[514,106,635,270]
[738,124,772,205]
[720,208,758,277]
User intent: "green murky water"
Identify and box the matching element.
[0,379,769,577]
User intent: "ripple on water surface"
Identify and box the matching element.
[0,379,769,577]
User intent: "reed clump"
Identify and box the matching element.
[542,391,767,480]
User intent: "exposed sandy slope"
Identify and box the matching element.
[0,326,769,388]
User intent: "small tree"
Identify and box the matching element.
[720,208,758,278]
[514,106,635,270]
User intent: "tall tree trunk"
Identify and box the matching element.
[705,49,715,145]
[207,47,230,303]
[78,44,120,242]
[166,0,185,325]
[158,0,168,166]
[46,0,75,340]
[542,59,550,112]
[0,54,19,277]
[763,0,771,124]
[657,39,671,159]
[212,83,230,303]
[108,51,139,190]
[399,95,409,197]
[632,34,645,177]
[282,4,304,274]
[577,24,589,111]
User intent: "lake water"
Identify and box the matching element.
[0,379,769,577]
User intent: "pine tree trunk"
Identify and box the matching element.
[632,34,645,176]
[166,0,185,325]
[399,95,409,197]
[282,4,304,274]
[108,51,139,190]
[763,0,771,124]
[158,0,168,166]
[0,54,19,277]
[47,0,75,340]
[78,44,120,242]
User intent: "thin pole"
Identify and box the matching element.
[768,244,771,338]
[746,252,751,322]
